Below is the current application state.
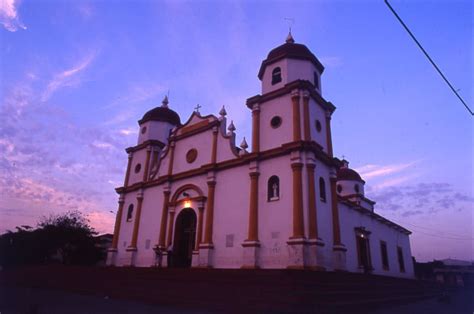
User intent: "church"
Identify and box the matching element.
[107,33,414,278]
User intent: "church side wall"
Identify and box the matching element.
[259,94,293,152]
[339,203,415,278]
[115,190,141,265]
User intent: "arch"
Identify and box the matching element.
[267,175,280,201]
[126,204,134,221]
[271,67,282,85]
[319,177,326,202]
[171,184,204,204]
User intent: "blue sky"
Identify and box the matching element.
[0,0,472,262]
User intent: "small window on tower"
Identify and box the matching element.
[134,163,141,173]
[355,184,360,194]
[319,177,326,202]
[268,176,280,201]
[315,120,322,132]
[270,116,282,128]
[314,72,319,90]
[141,126,147,134]
[126,204,134,222]
[337,184,343,193]
[272,67,282,85]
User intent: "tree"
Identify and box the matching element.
[0,211,103,269]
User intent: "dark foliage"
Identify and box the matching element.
[0,211,103,269]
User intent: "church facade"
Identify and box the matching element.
[107,34,414,278]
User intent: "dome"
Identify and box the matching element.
[139,107,181,126]
[258,39,324,79]
[337,161,365,183]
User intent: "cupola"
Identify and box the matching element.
[137,96,181,145]
[258,33,325,95]
[336,160,365,197]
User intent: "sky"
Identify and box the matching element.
[0,0,472,262]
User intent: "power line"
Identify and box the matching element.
[384,0,473,116]
[391,219,474,240]
[401,221,472,239]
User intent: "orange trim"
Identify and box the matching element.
[143,149,151,182]
[325,114,333,157]
[306,164,318,239]
[291,163,305,239]
[124,153,133,187]
[211,128,218,164]
[247,172,259,241]
[303,94,311,141]
[158,191,170,248]
[291,92,302,142]
[166,210,176,248]
[196,206,204,250]
[330,177,342,245]
[110,197,125,249]
[251,106,260,152]
[203,181,216,244]
[167,142,175,176]
[130,193,144,248]
[179,119,210,136]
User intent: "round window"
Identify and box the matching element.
[337,184,343,193]
[134,163,141,173]
[186,148,198,163]
[354,184,360,193]
[315,120,322,132]
[141,126,147,134]
[270,116,282,128]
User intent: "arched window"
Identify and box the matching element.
[272,67,282,85]
[126,204,134,221]
[319,177,326,202]
[268,176,280,201]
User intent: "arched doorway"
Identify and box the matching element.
[172,208,197,268]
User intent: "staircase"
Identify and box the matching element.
[0,266,445,313]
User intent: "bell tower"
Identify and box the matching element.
[247,33,335,154]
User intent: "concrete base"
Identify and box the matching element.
[191,250,200,267]
[106,248,117,266]
[198,243,214,267]
[306,238,326,270]
[241,241,260,268]
[287,238,306,269]
[125,247,137,266]
[333,244,347,271]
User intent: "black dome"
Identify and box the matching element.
[139,107,181,125]
[258,41,324,79]
[337,167,364,182]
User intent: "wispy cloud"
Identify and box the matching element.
[41,51,98,102]
[0,0,26,32]
[356,160,419,179]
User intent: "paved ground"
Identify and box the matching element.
[0,286,472,314]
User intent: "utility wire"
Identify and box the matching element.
[384,0,473,116]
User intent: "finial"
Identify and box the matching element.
[161,95,169,108]
[227,120,236,133]
[240,137,248,150]
[286,31,295,44]
[219,105,227,117]
[194,104,202,113]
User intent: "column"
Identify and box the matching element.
[142,147,152,182]
[129,190,144,249]
[330,172,347,270]
[306,162,325,270]
[195,204,204,250]
[106,194,125,266]
[291,90,302,142]
[251,104,260,152]
[124,152,133,187]
[167,141,175,176]
[199,179,216,267]
[302,91,311,141]
[157,190,171,248]
[291,163,305,239]
[211,127,218,164]
[242,162,260,269]
[325,111,333,157]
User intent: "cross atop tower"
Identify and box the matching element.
[194,104,202,113]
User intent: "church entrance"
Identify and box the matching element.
[172,208,197,268]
